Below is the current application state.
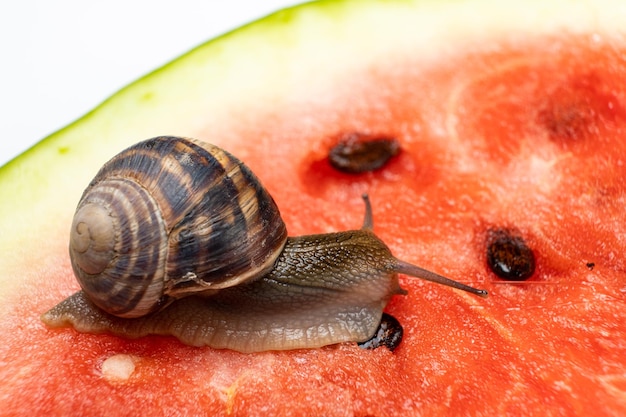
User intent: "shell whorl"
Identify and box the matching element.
[70,178,168,317]
[70,136,288,318]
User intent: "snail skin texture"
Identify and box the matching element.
[42,136,487,353]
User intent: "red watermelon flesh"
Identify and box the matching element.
[1,1,626,416]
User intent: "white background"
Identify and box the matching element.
[0,0,303,167]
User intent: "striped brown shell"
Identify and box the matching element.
[69,136,288,318]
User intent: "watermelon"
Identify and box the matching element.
[1,0,625,415]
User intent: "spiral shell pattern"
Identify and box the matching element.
[70,136,288,318]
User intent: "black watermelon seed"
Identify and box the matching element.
[586,262,595,270]
[328,133,400,174]
[486,228,536,281]
[357,313,404,352]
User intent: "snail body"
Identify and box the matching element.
[42,136,487,353]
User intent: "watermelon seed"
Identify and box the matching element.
[486,228,535,281]
[537,103,592,143]
[328,133,400,174]
[586,262,595,270]
[357,313,403,352]
[536,72,626,147]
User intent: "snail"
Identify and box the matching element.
[42,136,487,353]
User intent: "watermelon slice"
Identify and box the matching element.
[1,0,625,415]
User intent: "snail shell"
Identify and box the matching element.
[43,136,487,352]
[68,136,287,318]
